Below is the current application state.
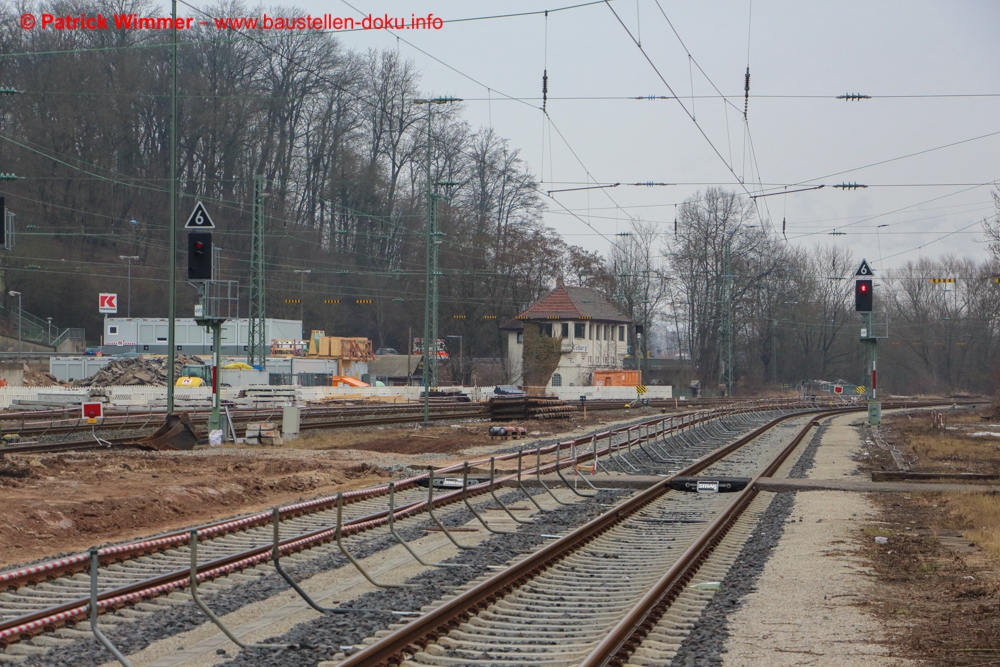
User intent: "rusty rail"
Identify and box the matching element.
[334,406,844,667]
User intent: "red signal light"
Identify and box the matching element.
[195,242,204,250]
[855,279,873,311]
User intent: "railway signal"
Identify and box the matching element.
[855,279,873,311]
[187,232,212,280]
[855,259,882,425]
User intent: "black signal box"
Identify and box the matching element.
[188,232,212,280]
[855,279,873,312]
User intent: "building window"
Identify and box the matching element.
[108,326,118,335]
[619,326,625,341]
[561,322,569,338]
[540,322,553,337]
[516,331,523,344]
[575,323,586,339]
[551,372,562,387]
[589,323,593,339]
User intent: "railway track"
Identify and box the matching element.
[332,406,836,667]
[0,399,802,660]
[1,399,947,665]
[0,407,487,456]
[0,397,730,456]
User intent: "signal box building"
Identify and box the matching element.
[500,278,632,388]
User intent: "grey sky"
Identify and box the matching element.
[275,0,1000,272]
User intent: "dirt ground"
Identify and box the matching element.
[292,409,644,455]
[856,408,1000,665]
[0,410,643,571]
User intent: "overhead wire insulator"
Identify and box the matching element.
[836,93,871,101]
[743,66,750,120]
[542,70,548,113]
[833,182,868,190]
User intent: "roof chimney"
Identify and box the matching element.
[556,276,565,288]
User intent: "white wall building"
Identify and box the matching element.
[500,280,632,388]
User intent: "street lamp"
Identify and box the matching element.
[46,317,53,345]
[119,255,140,318]
[293,269,311,325]
[8,290,20,355]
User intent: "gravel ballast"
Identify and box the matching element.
[666,421,829,667]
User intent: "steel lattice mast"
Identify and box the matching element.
[247,175,266,366]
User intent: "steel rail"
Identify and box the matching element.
[578,409,848,667]
[0,402,485,441]
[5,397,906,651]
[334,406,840,667]
[0,397,845,594]
[0,403,764,646]
[0,409,487,456]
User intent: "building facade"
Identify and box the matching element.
[500,280,632,388]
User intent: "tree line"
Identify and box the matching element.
[603,187,1000,395]
[0,1,997,394]
[0,0,588,374]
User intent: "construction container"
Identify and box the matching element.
[593,370,641,387]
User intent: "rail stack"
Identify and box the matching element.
[488,395,577,420]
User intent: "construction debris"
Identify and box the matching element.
[245,422,281,446]
[72,354,204,387]
[21,365,63,387]
[129,412,202,450]
[489,395,578,421]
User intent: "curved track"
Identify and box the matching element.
[0,400,789,650]
[334,407,854,667]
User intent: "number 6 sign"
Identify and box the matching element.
[184,201,216,229]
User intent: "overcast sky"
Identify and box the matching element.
[264,0,1000,274]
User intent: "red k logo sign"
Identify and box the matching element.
[99,293,117,313]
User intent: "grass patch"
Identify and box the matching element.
[906,432,993,462]
[943,492,1000,558]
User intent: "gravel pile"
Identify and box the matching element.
[667,421,829,667]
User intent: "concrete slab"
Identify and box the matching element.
[757,478,1000,494]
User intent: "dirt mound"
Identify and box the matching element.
[22,365,64,387]
[72,354,204,387]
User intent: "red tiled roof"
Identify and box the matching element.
[500,285,631,330]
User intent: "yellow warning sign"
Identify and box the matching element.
[856,385,866,394]
[636,385,647,394]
